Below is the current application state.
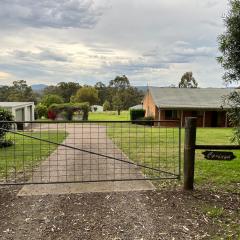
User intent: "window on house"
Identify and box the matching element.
[165,110,178,120]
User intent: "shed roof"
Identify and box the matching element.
[129,104,143,110]
[148,87,235,110]
[0,102,34,108]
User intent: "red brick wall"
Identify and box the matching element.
[143,91,228,127]
[143,91,158,120]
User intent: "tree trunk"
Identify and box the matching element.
[117,109,121,115]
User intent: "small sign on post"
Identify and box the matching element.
[202,151,236,161]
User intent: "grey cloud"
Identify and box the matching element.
[10,49,69,62]
[0,0,103,29]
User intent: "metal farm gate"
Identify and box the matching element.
[0,120,181,185]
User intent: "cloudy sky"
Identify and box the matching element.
[0,0,230,87]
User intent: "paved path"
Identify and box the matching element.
[19,123,154,195]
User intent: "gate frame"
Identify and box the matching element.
[0,120,182,185]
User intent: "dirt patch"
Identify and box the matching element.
[0,185,239,239]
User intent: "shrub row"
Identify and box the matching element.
[130,109,154,126]
[48,102,90,120]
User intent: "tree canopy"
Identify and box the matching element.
[217,0,240,83]
[41,94,64,108]
[72,86,99,105]
[178,72,198,88]
[218,0,240,142]
[0,80,37,102]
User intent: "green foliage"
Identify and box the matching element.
[178,72,198,88]
[49,102,90,120]
[0,80,37,102]
[72,86,98,105]
[112,93,124,115]
[130,109,146,121]
[203,206,224,219]
[136,116,154,126]
[224,91,240,143]
[103,100,111,111]
[109,75,144,114]
[109,75,130,89]
[0,108,14,147]
[217,0,240,83]
[35,103,48,119]
[41,94,64,108]
[95,82,107,105]
[218,1,240,142]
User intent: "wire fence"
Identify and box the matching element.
[0,120,181,185]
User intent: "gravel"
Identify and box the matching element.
[0,185,239,239]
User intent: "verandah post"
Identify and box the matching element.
[184,117,197,190]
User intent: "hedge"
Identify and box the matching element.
[130,109,146,121]
[48,102,90,120]
[0,108,14,147]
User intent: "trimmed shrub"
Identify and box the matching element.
[0,108,14,147]
[35,103,48,119]
[130,109,146,121]
[48,102,90,121]
[136,116,154,126]
[48,110,57,120]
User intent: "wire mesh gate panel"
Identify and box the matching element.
[0,121,181,185]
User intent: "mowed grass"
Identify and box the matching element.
[0,131,66,181]
[107,123,180,179]
[89,111,130,121]
[195,128,240,188]
[107,123,240,189]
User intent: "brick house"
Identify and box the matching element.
[143,87,234,127]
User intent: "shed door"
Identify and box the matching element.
[27,106,32,121]
[15,108,25,121]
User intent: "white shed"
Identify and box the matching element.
[0,102,35,123]
[91,105,103,112]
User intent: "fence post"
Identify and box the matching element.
[184,117,197,190]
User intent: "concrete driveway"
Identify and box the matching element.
[19,123,154,195]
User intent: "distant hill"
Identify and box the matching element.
[31,84,48,91]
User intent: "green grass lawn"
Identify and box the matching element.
[0,131,66,181]
[107,124,240,190]
[195,128,240,188]
[89,111,130,121]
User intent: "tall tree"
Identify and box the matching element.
[218,0,240,142]
[72,86,99,105]
[217,0,240,83]
[178,72,198,88]
[7,80,37,102]
[94,82,107,105]
[109,75,130,90]
[56,82,81,102]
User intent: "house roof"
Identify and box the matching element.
[0,102,34,108]
[148,87,235,110]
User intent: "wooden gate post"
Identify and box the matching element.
[184,117,197,190]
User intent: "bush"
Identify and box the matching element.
[0,108,14,147]
[41,94,64,108]
[0,139,13,148]
[130,109,146,122]
[49,102,90,121]
[35,103,48,119]
[136,116,154,126]
[103,100,111,111]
